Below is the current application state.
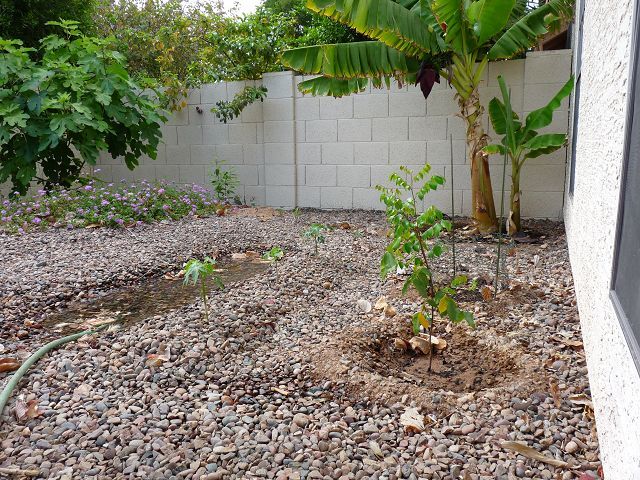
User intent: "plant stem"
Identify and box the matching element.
[449,133,456,277]
[495,136,509,298]
[200,279,209,322]
[0,329,99,422]
[428,305,435,372]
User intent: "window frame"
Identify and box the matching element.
[568,0,585,196]
[610,0,640,373]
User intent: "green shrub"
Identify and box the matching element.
[0,20,165,194]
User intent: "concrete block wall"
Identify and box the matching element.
[95,50,572,217]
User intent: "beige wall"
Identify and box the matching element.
[564,0,640,477]
[95,51,572,216]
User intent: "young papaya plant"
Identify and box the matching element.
[303,223,328,255]
[183,257,223,322]
[262,246,284,273]
[377,165,474,372]
[484,75,574,234]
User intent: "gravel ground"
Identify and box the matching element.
[0,210,600,479]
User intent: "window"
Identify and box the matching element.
[611,0,640,372]
[568,0,585,195]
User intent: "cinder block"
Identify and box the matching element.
[257,164,265,185]
[372,118,408,141]
[296,121,305,143]
[409,117,447,141]
[295,97,320,120]
[190,145,217,165]
[179,165,205,184]
[133,165,156,181]
[520,164,566,192]
[427,140,467,166]
[243,144,265,165]
[177,126,203,145]
[538,110,569,134]
[320,187,353,209]
[337,165,370,187]
[480,85,524,114]
[353,188,384,210]
[166,145,191,165]
[354,142,389,164]
[231,165,259,185]
[263,98,294,121]
[305,120,338,143]
[446,116,466,140]
[156,165,179,182]
[161,126,178,145]
[264,121,294,143]
[229,124,258,144]
[427,90,458,116]
[322,143,354,165]
[226,81,246,98]
[112,165,136,183]
[201,83,227,103]
[338,119,371,142]
[297,143,322,165]
[187,88,201,104]
[389,93,427,117]
[266,185,295,207]
[296,186,321,208]
[520,191,563,219]
[240,101,263,123]
[370,165,399,188]
[524,50,572,84]
[488,59,525,87]
[166,108,188,126]
[202,125,229,145]
[245,186,266,206]
[265,143,295,164]
[306,165,337,186]
[354,94,388,118]
[188,105,205,125]
[215,144,244,164]
[262,72,294,99]
[320,96,353,119]
[389,141,426,165]
[265,164,296,186]
[420,189,463,215]
[524,146,567,166]
[198,104,224,125]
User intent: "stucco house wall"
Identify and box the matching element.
[564,0,640,477]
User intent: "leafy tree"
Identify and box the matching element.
[0,21,165,194]
[485,75,573,234]
[0,0,96,48]
[282,0,573,232]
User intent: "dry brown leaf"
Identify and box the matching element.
[409,336,431,354]
[480,285,493,301]
[357,299,372,313]
[146,344,171,367]
[369,440,384,458]
[400,407,425,434]
[271,386,289,396]
[337,222,351,230]
[562,339,584,349]
[14,396,41,421]
[0,357,21,373]
[501,441,568,467]
[84,223,100,229]
[568,394,594,409]
[384,305,397,318]
[231,252,247,260]
[374,296,388,310]
[549,381,561,408]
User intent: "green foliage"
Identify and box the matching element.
[484,75,573,233]
[0,180,221,233]
[0,21,165,194]
[377,164,473,371]
[211,86,268,123]
[210,160,239,203]
[183,256,223,322]
[0,0,96,49]
[304,223,328,255]
[262,246,284,262]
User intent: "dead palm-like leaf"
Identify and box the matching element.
[400,407,425,433]
[501,441,568,467]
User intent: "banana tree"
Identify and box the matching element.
[484,75,573,234]
[281,0,573,232]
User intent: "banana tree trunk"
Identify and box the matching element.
[460,91,498,233]
[509,167,522,235]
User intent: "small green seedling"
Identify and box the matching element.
[304,223,328,255]
[353,229,364,239]
[262,246,284,272]
[183,257,223,322]
[292,207,302,222]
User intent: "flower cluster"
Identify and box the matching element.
[0,180,221,234]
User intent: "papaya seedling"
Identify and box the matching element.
[304,223,328,255]
[183,257,223,322]
[377,165,474,372]
[262,246,284,272]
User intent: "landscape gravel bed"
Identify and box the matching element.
[0,210,600,479]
